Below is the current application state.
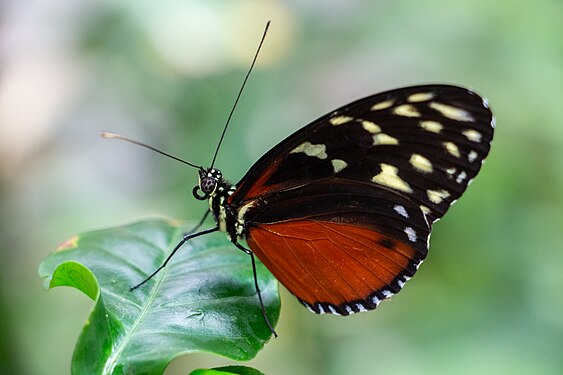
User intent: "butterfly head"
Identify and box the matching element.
[193,167,223,200]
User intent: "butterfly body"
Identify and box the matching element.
[198,84,494,316]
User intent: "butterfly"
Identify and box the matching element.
[104,23,494,337]
[199,84,494,317]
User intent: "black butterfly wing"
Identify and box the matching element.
[228,85,494,314]
[230,85,494,223]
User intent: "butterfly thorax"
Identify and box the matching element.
[195,168,242,241]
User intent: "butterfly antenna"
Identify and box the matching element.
[210,20,271,169]
[101,131,201,169]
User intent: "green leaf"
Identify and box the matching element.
[38,219,280,375]
[190,365,265,375]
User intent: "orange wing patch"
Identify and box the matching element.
[247,220,423,315]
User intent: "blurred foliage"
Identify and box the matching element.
[1,0,562,374]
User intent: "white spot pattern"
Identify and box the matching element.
[462,129,483,142]
[372,164,413,193]
[407,92,435,102]
[420,205,431,215]
[330,115,354,126]
[393,205,409,218]
[404,227,417,242]
[443,141,461,158]
[409,153,433,173]
[427,189,451,204]
[429,102,475,122]
[331,159,348,173]
[456,171,467,184]
[420,120,443,133]
[393,104,421,117]
[290,142,328,159]
[372,133,399,145]
[356,303,368,312]
[303,302,315,313]
[370,99,394,111]
[328,305,339,315]
[360,120,381,134]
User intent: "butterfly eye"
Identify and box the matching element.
[192,178,216,200]
[193,170,216,200]
[200,177,218,195]
[195,168,220,199]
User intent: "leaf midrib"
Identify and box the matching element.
[101,225,183,375]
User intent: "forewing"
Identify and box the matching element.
[231,85,494,222]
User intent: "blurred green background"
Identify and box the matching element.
[1,0,562,374]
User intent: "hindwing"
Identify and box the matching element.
[244,180,430,314]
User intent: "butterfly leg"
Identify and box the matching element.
[130,226,219,291]
[183,210,211,236]
[233,241,278,338]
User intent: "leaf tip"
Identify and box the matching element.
[166,218,183,228]
[56,235,79,252]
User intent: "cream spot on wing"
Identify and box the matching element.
[360,120,381,134]
[407,92,434,102]
[372,164,412,193]
[409,153,433,173]
[462,129,482,142]
[446,167,457,175]
[404,227,417,242]
[429,102,474,122]
[393,104,421,117]
[290,142,328,159]
[419,120,443,133]
[331,159,348,173]
[372,133,399,145]
[420,205,431,215]
[394,205,409,218]
[427,189,451,204]
[330,115,354,126]
[468,150,478,163]
[371,99,394,111]
[443,141,461,157]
